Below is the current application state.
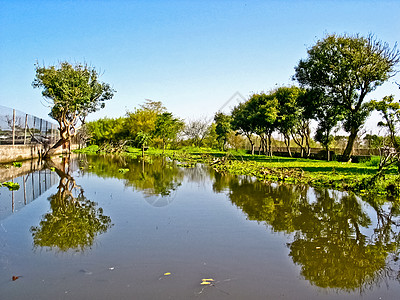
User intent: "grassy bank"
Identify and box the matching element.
[74,146,400,199]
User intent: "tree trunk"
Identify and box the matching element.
[267,133,272,157]
[325,145,330,161]
[284,134,292,157]
[43,138,68,159]
[245,134,255,155]
[342,128,358,162]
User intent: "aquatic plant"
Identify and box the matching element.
[1,181,20,191]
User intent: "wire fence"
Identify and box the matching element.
[0,105,59,145]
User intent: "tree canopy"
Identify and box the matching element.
[32,61,115,155]
[295,34,400,161]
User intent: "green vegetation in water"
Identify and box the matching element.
[12,162,22,168]
[1,182,20,191]
[118,168,129,174]
[75,146,400,199]
[74,145,100,154]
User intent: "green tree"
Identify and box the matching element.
[214,112,232,151]
[274,86,304,157]
[125,99,166,144]
[87,117,127,145]
[300,89,343,160]
[231,102,257,155]
[32,62,115,157]
[371,95,400,174]
[153,112,184,153]
[295,34,400,161]
[247,93,278,156]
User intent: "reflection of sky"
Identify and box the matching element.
[2,156,400,298]
[0,170,59,221]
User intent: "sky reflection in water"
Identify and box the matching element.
[1,154,400,299]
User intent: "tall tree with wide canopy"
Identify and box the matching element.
[32,62,115,157]
[295,34,400,161]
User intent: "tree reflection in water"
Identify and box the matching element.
[80,155,184,207]
[30,158,112,252]
[223,175,400,292]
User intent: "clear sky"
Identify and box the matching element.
[1,0,399,133]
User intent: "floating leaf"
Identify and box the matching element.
[2,182,20,191]
[164,272,171,276]
[201,281,211,285]
[202,278,214,282]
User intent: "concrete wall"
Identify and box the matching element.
[0,144,78,164]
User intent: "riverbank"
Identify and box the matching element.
[74,146,400,199]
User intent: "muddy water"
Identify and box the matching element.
[1,154,400,299]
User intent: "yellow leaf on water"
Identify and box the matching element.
[164,272,171,276]
[201,282,211,285]
[202,278,214,282]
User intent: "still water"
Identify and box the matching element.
[1,154,400,299]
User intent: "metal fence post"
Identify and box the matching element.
[24,114,28,145]
[12,109,16,146]
[33,117,36,141]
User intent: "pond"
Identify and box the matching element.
[1,154,400,299]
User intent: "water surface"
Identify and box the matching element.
[1,154,400,299]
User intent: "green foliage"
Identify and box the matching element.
[32,61,115,148]
[73,144,99,154]
[125,100,166,145]
[295,33,400,161]
[135,131,152,147]
[231,101,257,154]
[86,117,127,144]
[202,123,219,149]
[363,156,381,167]
[153,112,184,151]
[214,112,232,150]
[372,95,400,150]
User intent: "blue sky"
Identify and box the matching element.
[1,0,399,133]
